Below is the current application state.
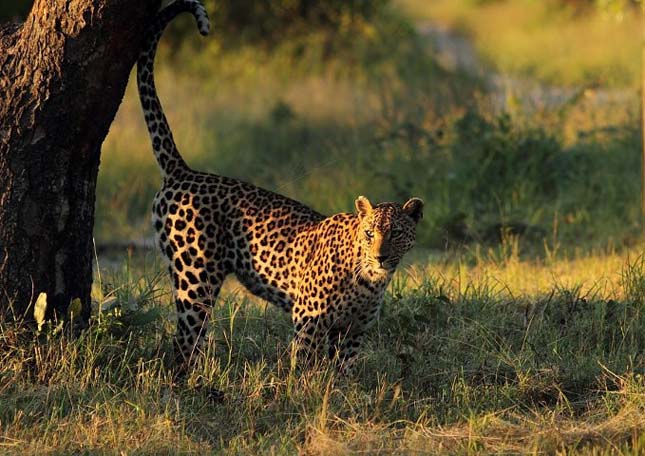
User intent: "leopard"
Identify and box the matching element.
[136,0,424,375]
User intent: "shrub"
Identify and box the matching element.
[451,111,566,214]
[208,0,387,41]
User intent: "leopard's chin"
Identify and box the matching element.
[365,260,395,277]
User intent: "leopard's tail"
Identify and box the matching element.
[137,0,209,178]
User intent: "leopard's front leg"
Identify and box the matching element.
[329,329,366,376]
[292,313,330,367]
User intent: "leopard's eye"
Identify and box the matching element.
[391,228,402,237]
[365,229,374,239]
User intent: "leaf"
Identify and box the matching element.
[34,292,47,331]
[68,298,82,320]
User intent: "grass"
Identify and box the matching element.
[1,248,644,454]
[397,0,641,88]
[4,1,645,453]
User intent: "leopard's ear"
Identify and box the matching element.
[402,197,424,223]
[355,196,373,219]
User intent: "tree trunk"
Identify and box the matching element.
[0,0,160,323]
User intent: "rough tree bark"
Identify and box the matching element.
[0,0,160,323]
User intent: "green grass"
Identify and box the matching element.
[1,250,644,454]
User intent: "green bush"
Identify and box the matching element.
[1,1,389,46]
[203,0,389,43]
[158,0,390,47]
[452,111,567,212]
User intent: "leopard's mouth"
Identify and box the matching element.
[369,257,396,273]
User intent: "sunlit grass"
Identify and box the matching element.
[409,248,627,301]
[1,248,644,454]
[398,0,640,88]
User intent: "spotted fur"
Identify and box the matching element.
[137,0,424,374]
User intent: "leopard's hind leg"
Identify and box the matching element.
[168,249,228,371]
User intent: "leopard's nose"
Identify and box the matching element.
[375,255,389,264]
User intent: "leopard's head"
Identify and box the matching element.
[354,196,423,276]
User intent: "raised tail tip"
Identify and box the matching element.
[193,1,210,36]
[197,16,210,36]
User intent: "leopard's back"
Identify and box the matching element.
[153,171,325,312]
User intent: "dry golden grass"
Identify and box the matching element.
[2,249,644,454]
